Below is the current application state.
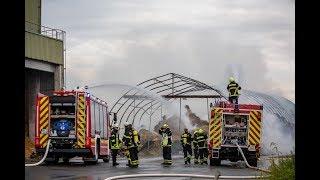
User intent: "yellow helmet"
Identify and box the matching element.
[163,123,169,128]
[198,128,204,134]
[124,122,130,126]
[229,77,235,83]
[113,123,119,129]
[194,128,199,134]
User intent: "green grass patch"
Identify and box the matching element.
[267,142,295,180]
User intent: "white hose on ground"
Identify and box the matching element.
[104,173,269,180]
[94,135,99,161]
[234,141,271,173]
[25,139,51,167]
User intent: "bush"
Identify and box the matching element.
[268,155,295,180]
[268,142,295,180]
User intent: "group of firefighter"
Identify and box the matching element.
[109,122,140,167]
[108,77,241,167]
[109,122,209,167]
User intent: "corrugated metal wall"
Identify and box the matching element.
[25,0,41,33]
[25,32,64,65]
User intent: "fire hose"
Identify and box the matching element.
[234,141,271,173]
[25,139,51,167]
[25,136,99,167]
[94,135,99,160]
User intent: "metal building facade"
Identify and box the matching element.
[25,0,66,139]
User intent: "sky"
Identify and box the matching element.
[42,0,295,102]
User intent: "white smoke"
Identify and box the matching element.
[167,102,195,130]
[261,111,295,155]
[225,64,244,86]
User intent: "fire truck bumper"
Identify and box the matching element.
[36,148,91,155]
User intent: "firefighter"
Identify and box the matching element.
[196,128,208,165]
[122,122,140,167]
[227,77,241,105]
[180,128,192,164]
[193,128,199,164]
[159,123,172,165]
[109,124,122,166]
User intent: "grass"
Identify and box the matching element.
[267,142,295,180]
[25,137,35,159]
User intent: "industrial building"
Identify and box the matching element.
[25,0,66,139]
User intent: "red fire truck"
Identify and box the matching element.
[34,90,110,164]
[208,101,263,167]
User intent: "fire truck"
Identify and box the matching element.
[34,90,110,164]
[208,101,263,167]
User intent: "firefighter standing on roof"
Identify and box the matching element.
[109,124,122,166]
[196,128,208,165]
[180,128,193,164]
[227,77,241,105]
[193,128,199,164]
[122,122,140,167]
[159,123,172,165]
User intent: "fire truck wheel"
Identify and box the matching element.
[83,157,98,165]
[248,158,258,167]
[62,157,69,163]
[83,160,98,165]
[45,156,59,165]
[229,158,238,162]
[102,156,109,163]
[210,158,221,166]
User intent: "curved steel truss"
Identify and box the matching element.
[110,73,226,127]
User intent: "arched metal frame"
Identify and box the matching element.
[110,73,226,127]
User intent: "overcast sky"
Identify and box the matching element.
[42,0,295,102]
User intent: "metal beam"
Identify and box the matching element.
[162,95,222,99]
[123,95,153,100]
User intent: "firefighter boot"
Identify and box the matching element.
[187,157,191,164]
[126,160,131,167]
[203,160,208,165]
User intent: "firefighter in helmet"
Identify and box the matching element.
[159,123,172,165]
[122,122,140,167]
[180,128,193,164]
[193,128,200,164]
[196,128,208,165]
[109,124,122,166]
[227,77,241,105]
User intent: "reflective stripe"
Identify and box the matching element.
[229,88,240,96]
[131,160,139,165]
[162,133,169,146]
[181,134,188,144]
[111,134,121,149]
[133,130,140,144]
